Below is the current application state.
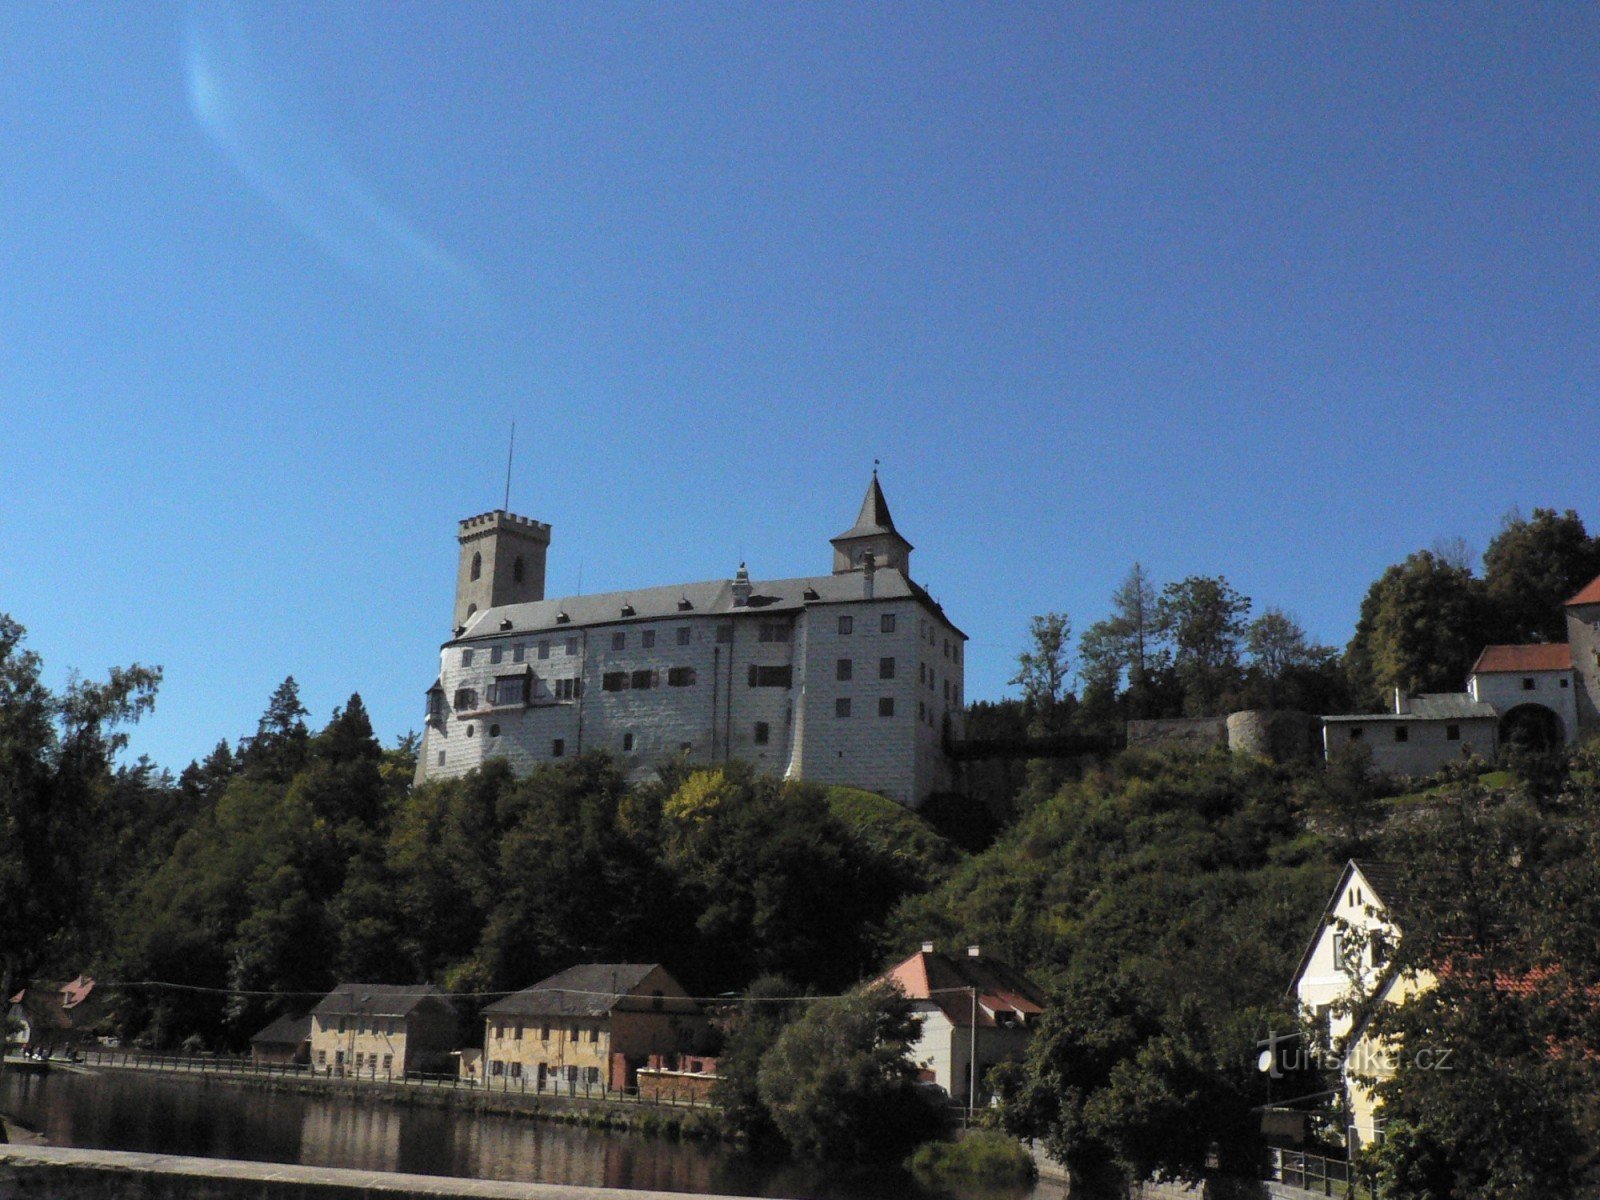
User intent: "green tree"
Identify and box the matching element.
[711,974,806,1145]
[1156,576,1251,715]
[1243,607,1342,711]
[1079,565,1165,708]
[756,982,937,1162]
[1344,551,1491,709]
[1011,612,1073,734]
[1482,507,1600,644]
[238,676,311,783]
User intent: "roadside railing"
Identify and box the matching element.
[1268,1147,1370,1198]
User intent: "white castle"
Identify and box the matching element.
[415,475,965,807]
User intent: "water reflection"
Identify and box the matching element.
[1,1068,1053,1200]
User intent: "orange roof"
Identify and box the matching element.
[878,947,1047,1029]
[1470,644,1572,674]
[1566,573,1600,606]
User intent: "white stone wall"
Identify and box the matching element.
[1321,717,1496,777]
[1468,668,1578,744]
[418,596,962,807]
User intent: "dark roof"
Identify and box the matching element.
[250,1014,312,1046]
[1322,693,1496,722]
[1471,643,1573,673]
[833,474,901,541]
[311,984,455,1020]
[482,964,697,1020]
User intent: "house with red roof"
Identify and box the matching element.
[877,942,1046,1106]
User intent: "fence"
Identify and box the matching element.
[1268,1148,1370,1198]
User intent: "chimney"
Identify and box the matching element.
[732,563,752,607]
[966,944,981,958]
[1392,687,1407,715]
[921,941,935,954]
[862,550,876,600]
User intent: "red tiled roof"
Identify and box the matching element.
[1565,573,1600,606]
[1470,644,1572,674]
[878,947,1047,1029]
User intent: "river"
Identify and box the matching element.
[0,1068,1057,1200]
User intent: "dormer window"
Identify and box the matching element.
[678,597,693,611]
[556,611,570,624]
[621,604,636,617]
[500,619,513,631]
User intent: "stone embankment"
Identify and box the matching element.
[0,1145,749,1200]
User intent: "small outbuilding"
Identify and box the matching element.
[249,1013,311,1067]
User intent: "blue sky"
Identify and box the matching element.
[4,2,1598,771]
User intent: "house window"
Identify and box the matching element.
[748,665,792,687]
[454,688,478,711]
[317,1050,327,1065]
[836,698,852,718]
[355,1052,365,1069]
[623,732,634,752]
[837,658,853,681]
[881,614,896,633]
[1333,932,1354,971]
[1348,727,1364,741]
[491,645,503,665]
[838,616,853,635]
[541,1025,550,1042]
[759,623,790,642]
[677,626,692,645]
[552,739,564,757]
[461,649,474,667]
[879,657,895,679]
[631,669,655,689]
[588,1027,599,1044]
[1394,726,1408,743]
[511,1062,522,1079]
[1446,724,1461,741]
[566,637,579,655]
[918,701,925,720]
[879,697,894,717]
[491,1061,504,1077]
[1370,932,1390,967]
[716,623,734,643]
[612,632,626,651]
[382,1054,392,1072]
[602,672,628,692]
[754,721,770,745]
[1561,678,1570,688]
[668,666,696,687]
[538,641,550,660]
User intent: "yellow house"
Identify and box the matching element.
[1287,860,1434,1150]
[479,963,707,1094]
[309,983,459,1078]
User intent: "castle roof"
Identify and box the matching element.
[1470,643,1573,674]
[833,473,904,542]
[1321,694,1497,722]
[452,566,964,643]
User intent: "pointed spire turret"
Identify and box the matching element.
[830,472,913,576]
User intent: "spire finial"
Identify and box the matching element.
[873,457,880,477]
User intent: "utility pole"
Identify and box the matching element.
[968,986,978,1117]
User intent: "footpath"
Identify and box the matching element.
[0,1145,752,1200]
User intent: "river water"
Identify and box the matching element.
[0,1068,1056,1200]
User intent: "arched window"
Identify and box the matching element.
[513,556,525,583]
[471,551,482,581]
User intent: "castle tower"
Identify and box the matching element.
[453,510,552,630]
[830,472,913,576]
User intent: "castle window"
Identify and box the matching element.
[602,672,629,692]
[631,669,655,689]
[490,676,529,706]
[881,614,896,634]
[1349,727,1364,740]
[538,641,550,660]
[879,697,895,717]
[838,616,853,635]
[555,678,581,700]
[759,623,790,643]
[668,667,696,687]
[551,739,565,757]
[835,698,852,718]
[612,632,626,651]
[836,658,853,681]
[643,630,656,648]
[513,556,525,583]
[489,724,500,738]
[623,733,634,752]
[1522,677,1536,690]
[716,624,734,644]
[748,665,792,688]
[453,688,478,711]
[471,552,482,581]
[1562,678,1570,688]
[491,645,503,665]
[437,751,445,766]
[1394,726,1409,742]
[754,722,770,745]
[462,649,474,667]
[879,657,895,679]
[427,689,446,720]
[466,725,475,738]
[513,644,526,663]
[467,604,477,618]
[1447,724,1461,741]
[677,626,692,646]
[566,637,579,655]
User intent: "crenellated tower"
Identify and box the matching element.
[453,510,552,631]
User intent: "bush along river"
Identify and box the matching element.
[0,1066,1054,1200]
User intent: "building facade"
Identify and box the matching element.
[308,984,459,1078]
[479,963,708,1094]
[415,477,965,808]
